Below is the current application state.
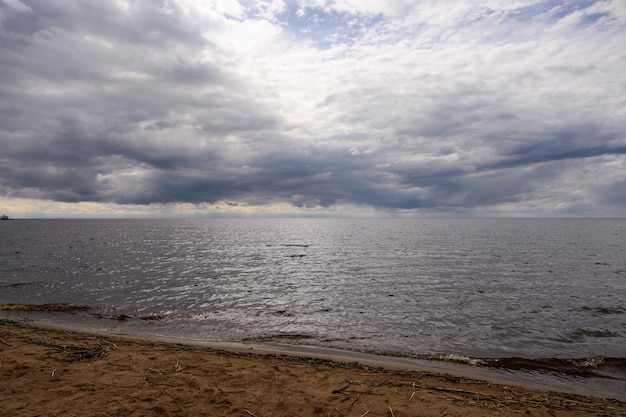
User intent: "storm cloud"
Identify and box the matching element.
[1,0,625,217]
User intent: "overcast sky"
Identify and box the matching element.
[1,0,625,217]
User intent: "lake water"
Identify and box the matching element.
[1,218,625,399]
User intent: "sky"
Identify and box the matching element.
[0,0,625,218]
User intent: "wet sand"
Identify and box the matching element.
[1,319,624,417]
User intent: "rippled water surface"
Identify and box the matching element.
[1,218,625,398]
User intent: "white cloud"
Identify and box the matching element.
[177,0,246,19]
[2,0,31,13]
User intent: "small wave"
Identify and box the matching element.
[90,312,165,322]
[438,354,486,366]
[268,310,295,317]
[481,357,626,379]
[573,306,625,315]
[571,328,621,338]
[243,333,315,342]
[3,281,45,288]
[570,357,605,368]
[424,354,626,380]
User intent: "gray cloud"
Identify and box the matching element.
[1,0,625,216]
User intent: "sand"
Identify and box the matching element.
[1,319,624,417]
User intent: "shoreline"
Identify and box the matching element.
[10,312,626,401]
[1,319,624,417]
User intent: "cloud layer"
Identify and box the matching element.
[1,0,625,217]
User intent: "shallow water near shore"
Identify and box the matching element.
[1,218,625,399]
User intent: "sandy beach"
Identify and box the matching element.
[1,320,624,417]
